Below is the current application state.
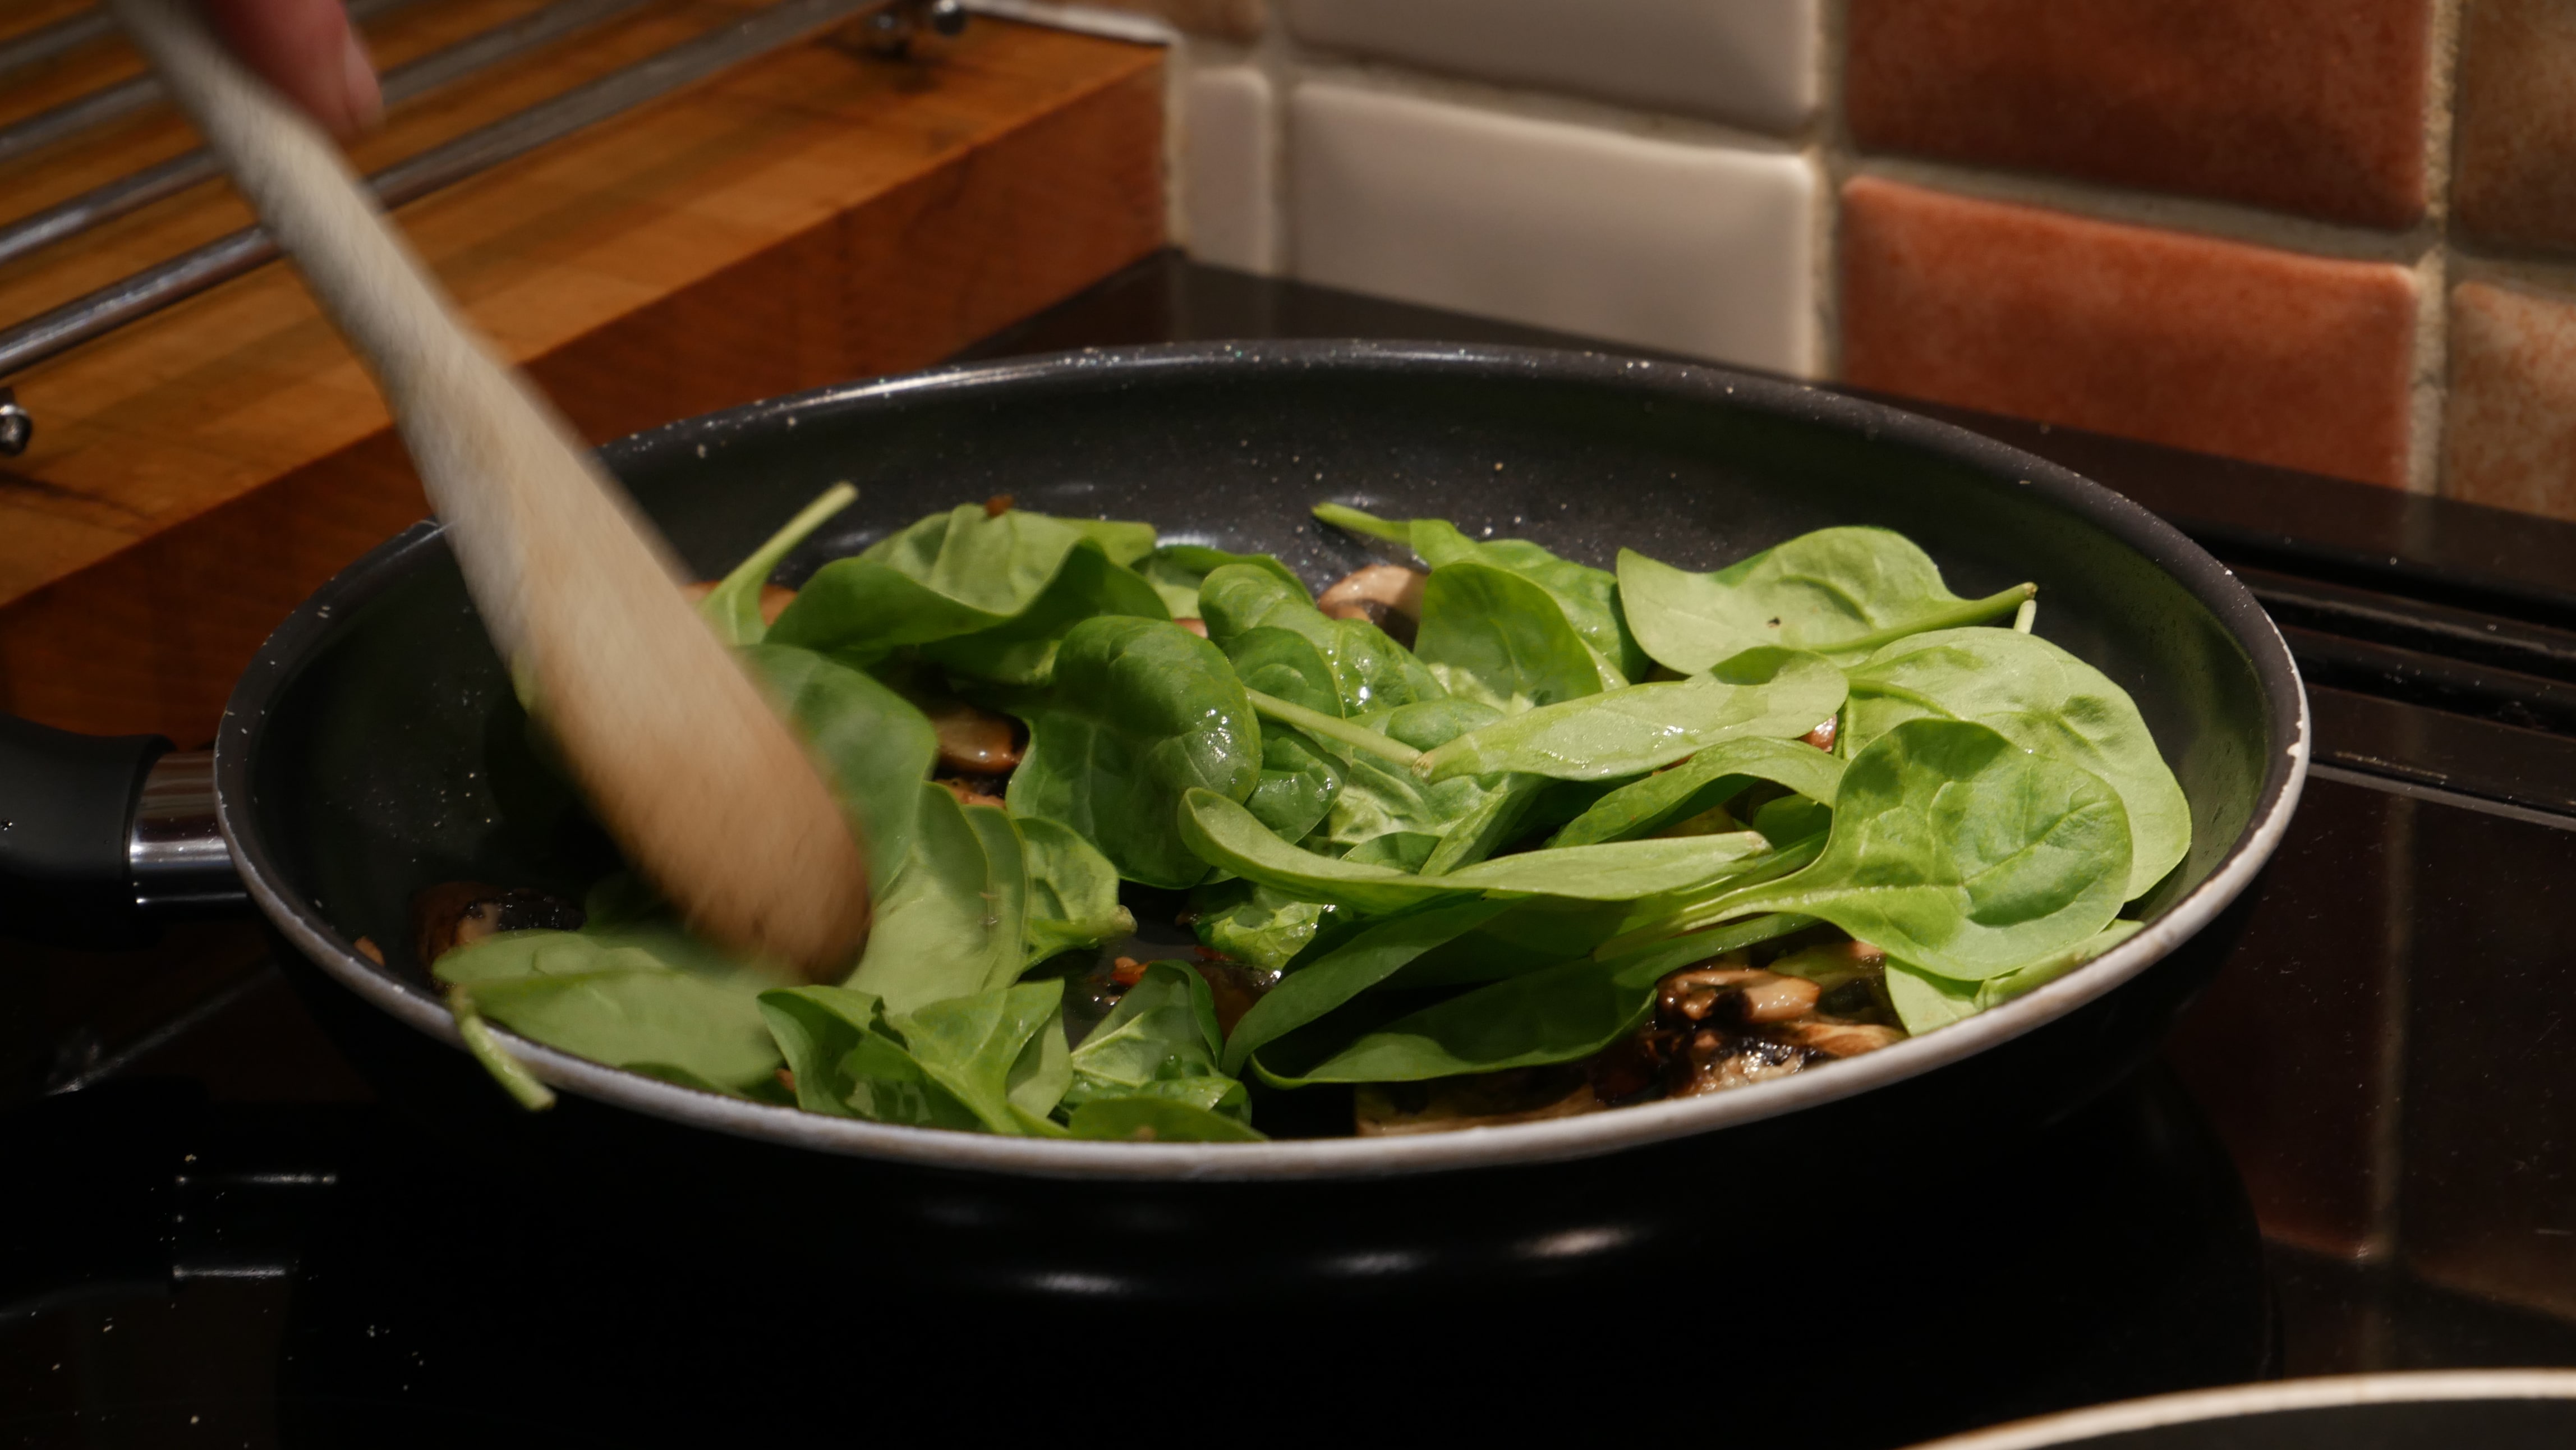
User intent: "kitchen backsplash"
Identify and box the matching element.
[1014,0,2576,525]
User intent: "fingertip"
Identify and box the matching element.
[337,25,381,134]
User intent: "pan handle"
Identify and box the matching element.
[0,716,245,946]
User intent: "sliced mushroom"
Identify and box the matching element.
[1192,956,1280,1037]
[926,700,1023,775]
[1801,715,1838,751]
[1317,564,1428,647]
[1775,1021,1904,1058]
[1174,617,1209,637]
[1658,962,1818,1025]
[1675,1029,1813,1096]
[681,580,798,626]
[411,882,583,970]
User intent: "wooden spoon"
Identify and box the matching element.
[112,0,870,979]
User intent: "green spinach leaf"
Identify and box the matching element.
[1067,1096,1267,1142]
[1221,900,1513,1073]
[1006,617,1263,888]
[1201,563,1441,716]
[1065,961,1249,1121]
[740,642,937,898]
[766,504,1165,683]
[1551,735,1844,848]
[884,978,1071,1136]
[1662,718,2131,980]
[1618,528,2032,674]
[435,925,781,1095]
[1846,628,2190,899]
[1135,544,1308,620]
[1189,879,1340,971]
[1314,503,1647,680]
[1884,920,2146,1034]
[1179,787,1782,914]
[845,783,1026,1012]
[1414,561,1609,712]
[697,484,855,646]
[1018,816,1135,965]
[1415,646,1847,782]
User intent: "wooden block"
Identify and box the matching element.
[0,13,1166,743]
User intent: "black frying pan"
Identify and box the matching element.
[2,342,2307,1296]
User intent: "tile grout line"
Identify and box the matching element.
[2411,0,2465,497]
[1811,0,1849,382]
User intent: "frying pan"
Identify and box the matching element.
[2,342,2306,1295]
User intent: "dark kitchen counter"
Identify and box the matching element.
[8,254,2576,1447]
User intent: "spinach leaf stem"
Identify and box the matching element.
[1310,502,1415,547]
[2013,595,2039,633]
[1244,689,1423,767]
[447,984,557,1111]
[1834,582,2036,656]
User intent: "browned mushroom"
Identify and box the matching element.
[1775,1021,1903,1058]
[1674,1029,1813,1096]
[1174,617,1209,637]
[925,700,1023,775]
[1658,963,1819,1025]
[1317,563,1428,647]
[1192,956,1280,1036]
[411,882,583,970]
[680,580,797,626]
[1801,715,1838,751]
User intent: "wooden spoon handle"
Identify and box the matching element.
[113,0,870,977]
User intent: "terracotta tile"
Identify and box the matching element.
[2455,0,2576,250]
[1292,84,1815,372]
[1282,0,1817,134]
[1846,0,2434,228]
[1839,177,2418,487]
[2442,280,2576,522]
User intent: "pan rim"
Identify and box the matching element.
[216,339,2308,1183]
[1906,1370,2576,1449]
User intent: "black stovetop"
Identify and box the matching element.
[10,254,2576,1448]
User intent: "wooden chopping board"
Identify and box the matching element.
[0,1,1165,746]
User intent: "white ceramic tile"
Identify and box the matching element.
[1282,0,1816,134]
[1182,67,1280,274]
[1289,84,1815,371]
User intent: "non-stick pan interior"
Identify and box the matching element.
[246,343,2282,1006]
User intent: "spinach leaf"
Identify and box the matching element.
[1179,787,1782,914]
[1662,719,2131,980]
[1257,913,1820,1086]
[884,978,1071,1136]
[1383,698,1503,750]
[1018,816,1135,964]
[1314,503,1648,680]
[1418,773,1551,875]
[1884,920,2146,1034]
[757,983,887,1117]
[1221,900,1513,1073]
[1414,561,1610,712]
[1065,961,1250,1121]
[1244,730,1343,843]
[740,643,937,898]
[435,925,781,1095]
[1007,617,1264,888]
[1258,953,1655,1085]
[1201,563,1441,715]
[846,783,1025,1012]
[1551,735,1844,847]
[698,484,855,646]
[1416,646,1847,782]
[1135,544,1308,620]
[766,504,1165,683]
[1189,879,1340,971]
[1618,528,2032,674]
[1067,1096,1267,1142]
[1846,628,2190,900]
